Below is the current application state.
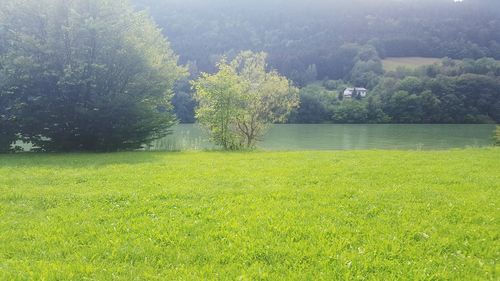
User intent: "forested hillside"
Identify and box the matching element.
[132,0,500,79]
[130,0,500,124]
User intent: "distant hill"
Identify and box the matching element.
[133,0,500,80]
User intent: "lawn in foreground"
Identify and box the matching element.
[0,149,498,280]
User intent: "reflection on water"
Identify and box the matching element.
[147,124,495,151]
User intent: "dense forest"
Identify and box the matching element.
[131,0,500,124]
[132,0,500,76]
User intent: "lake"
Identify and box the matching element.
[147,124,496,151]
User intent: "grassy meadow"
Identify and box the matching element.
[0,149,499,280]
[382,57,442,71]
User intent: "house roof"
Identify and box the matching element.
[344,87,367,92]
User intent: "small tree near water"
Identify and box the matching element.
[193,51,299,150]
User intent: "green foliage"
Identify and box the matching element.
[0,149,499,279]
[0,0,186,152]
[193,61,246,150]
[384,91,423,123]
[348,45,384,89]
[289,84,338,123]
[0,126,16,153]
[495,126,500,146]
[332,100,369,123]
[322,80,343,91]
[375,64,500,124]
[0,84,16,152]
[290,83,389,124]
[0,18,15,152]
[193,51,299,149]
[291,64,318,87]
[172,80,197,123]
[303,64,318,84]
[366,96,390,123]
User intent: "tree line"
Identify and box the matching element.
[172,41,500,125]
[291,58,500,124]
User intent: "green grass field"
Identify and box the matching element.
[0,149,499,280]
[382,57,442,72]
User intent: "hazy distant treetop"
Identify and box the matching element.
[134,0,500,11]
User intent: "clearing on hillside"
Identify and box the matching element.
[382,57,442,71]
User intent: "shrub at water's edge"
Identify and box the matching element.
[193,51,299,150]
[0,0,186,153]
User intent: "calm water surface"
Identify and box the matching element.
[148,124,495,151]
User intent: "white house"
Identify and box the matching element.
[343,87,368,98]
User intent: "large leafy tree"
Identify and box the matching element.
[193,51,299,150]
[0,17,19,152]
[0,74,17,152]
[0,0,186,152]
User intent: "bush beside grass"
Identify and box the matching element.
[0,149,499,280]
